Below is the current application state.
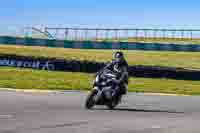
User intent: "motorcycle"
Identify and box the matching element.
[85,68,123,110]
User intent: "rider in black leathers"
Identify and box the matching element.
[104,51,129,96]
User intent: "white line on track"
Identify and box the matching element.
[0,115,14,119]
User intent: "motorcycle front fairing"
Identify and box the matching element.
[93,77,113,104]
[86,68,122,109]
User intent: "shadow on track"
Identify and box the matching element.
[94,108,184,114]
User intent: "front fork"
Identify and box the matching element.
[93,87,102,102]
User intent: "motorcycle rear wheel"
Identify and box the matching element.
[106,95,121,110]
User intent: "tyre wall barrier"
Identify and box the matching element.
[1,36,200,52]
[0,54,200,81]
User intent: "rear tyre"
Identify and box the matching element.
[106,95,121,110]
[85,89,98,109]
[106,102,117,110]
[106,98,117,110]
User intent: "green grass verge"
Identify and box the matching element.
[1,67,200,95]
[100,37,200,44]
[31,36,200,44]
[1,45,200,70]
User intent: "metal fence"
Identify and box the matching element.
[4,26,194,45]
[37,27,200,43]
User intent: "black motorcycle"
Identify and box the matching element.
[85,68,123,109]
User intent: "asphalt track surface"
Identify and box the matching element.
[0,91,200,133]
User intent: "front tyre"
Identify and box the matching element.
[85,89,98,109]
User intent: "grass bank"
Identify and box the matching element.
[101,37,200,44]
[0,67,200,95]
[1,45,200,70]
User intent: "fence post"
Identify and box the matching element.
[190,31,193,40]
[95,29,99,41]
[65,28,69,40]
[135,29,138,40]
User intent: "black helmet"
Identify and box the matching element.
[113,51,124,64]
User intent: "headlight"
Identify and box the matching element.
[96,76,99,82]
[102,82,106,86]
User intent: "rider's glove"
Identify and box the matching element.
[112,79,120,84]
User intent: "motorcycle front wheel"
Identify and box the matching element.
[85,89,98,109]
